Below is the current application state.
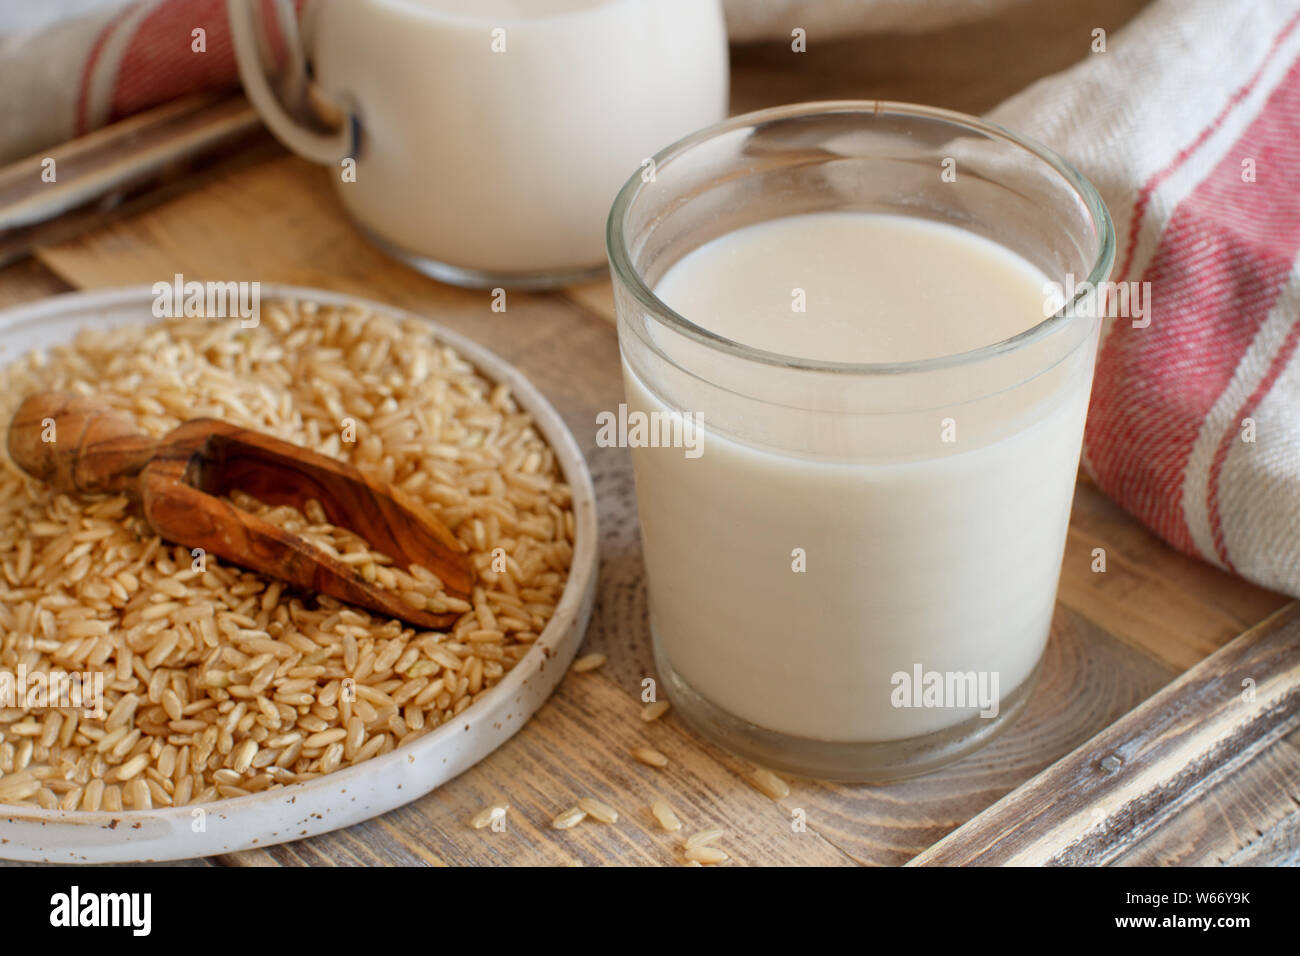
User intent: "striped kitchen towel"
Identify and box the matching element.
[1,0,1298,597]
[988,0,1300,598]
[0,0,292,165]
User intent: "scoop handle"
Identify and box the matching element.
[7,391,158,496]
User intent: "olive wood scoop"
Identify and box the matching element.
[7,391,474,630]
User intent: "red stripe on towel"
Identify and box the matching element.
[1204,60,1300,567]
[1086,54,1300,563]
[1114,8,1300,284]
[108,0,239,121]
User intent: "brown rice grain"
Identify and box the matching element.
[631,746,669,768]
[231,739,258,774]
[747,768,790,800]
[551,806,588,830]
[685,827,725,850]
[82,778,105,811]
[470,802,509,829]
[640,700,671,722]
[651,800,682,832]
[685,846,728,864]
[112,753,150,782]
[577,797,619,824]
[570,653,605,673]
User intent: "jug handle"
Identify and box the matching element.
[227,0,357,165]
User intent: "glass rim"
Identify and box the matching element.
[605,99,1116,376]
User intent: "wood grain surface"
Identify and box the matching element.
[910,605,1300,865]
[3,0,1298,866]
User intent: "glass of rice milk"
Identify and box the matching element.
[229,0,728,288]
[607,102,1115,781]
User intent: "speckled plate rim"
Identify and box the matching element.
[0,284,599,863]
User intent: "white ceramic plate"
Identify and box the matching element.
[0,285,599,863]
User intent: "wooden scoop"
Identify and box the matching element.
[7,391,474,630]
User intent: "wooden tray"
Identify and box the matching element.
[3,0,1298,858]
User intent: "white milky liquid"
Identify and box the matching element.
[308,0,729,275]
[624,212,1095,742]
[656,212,1050,363]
